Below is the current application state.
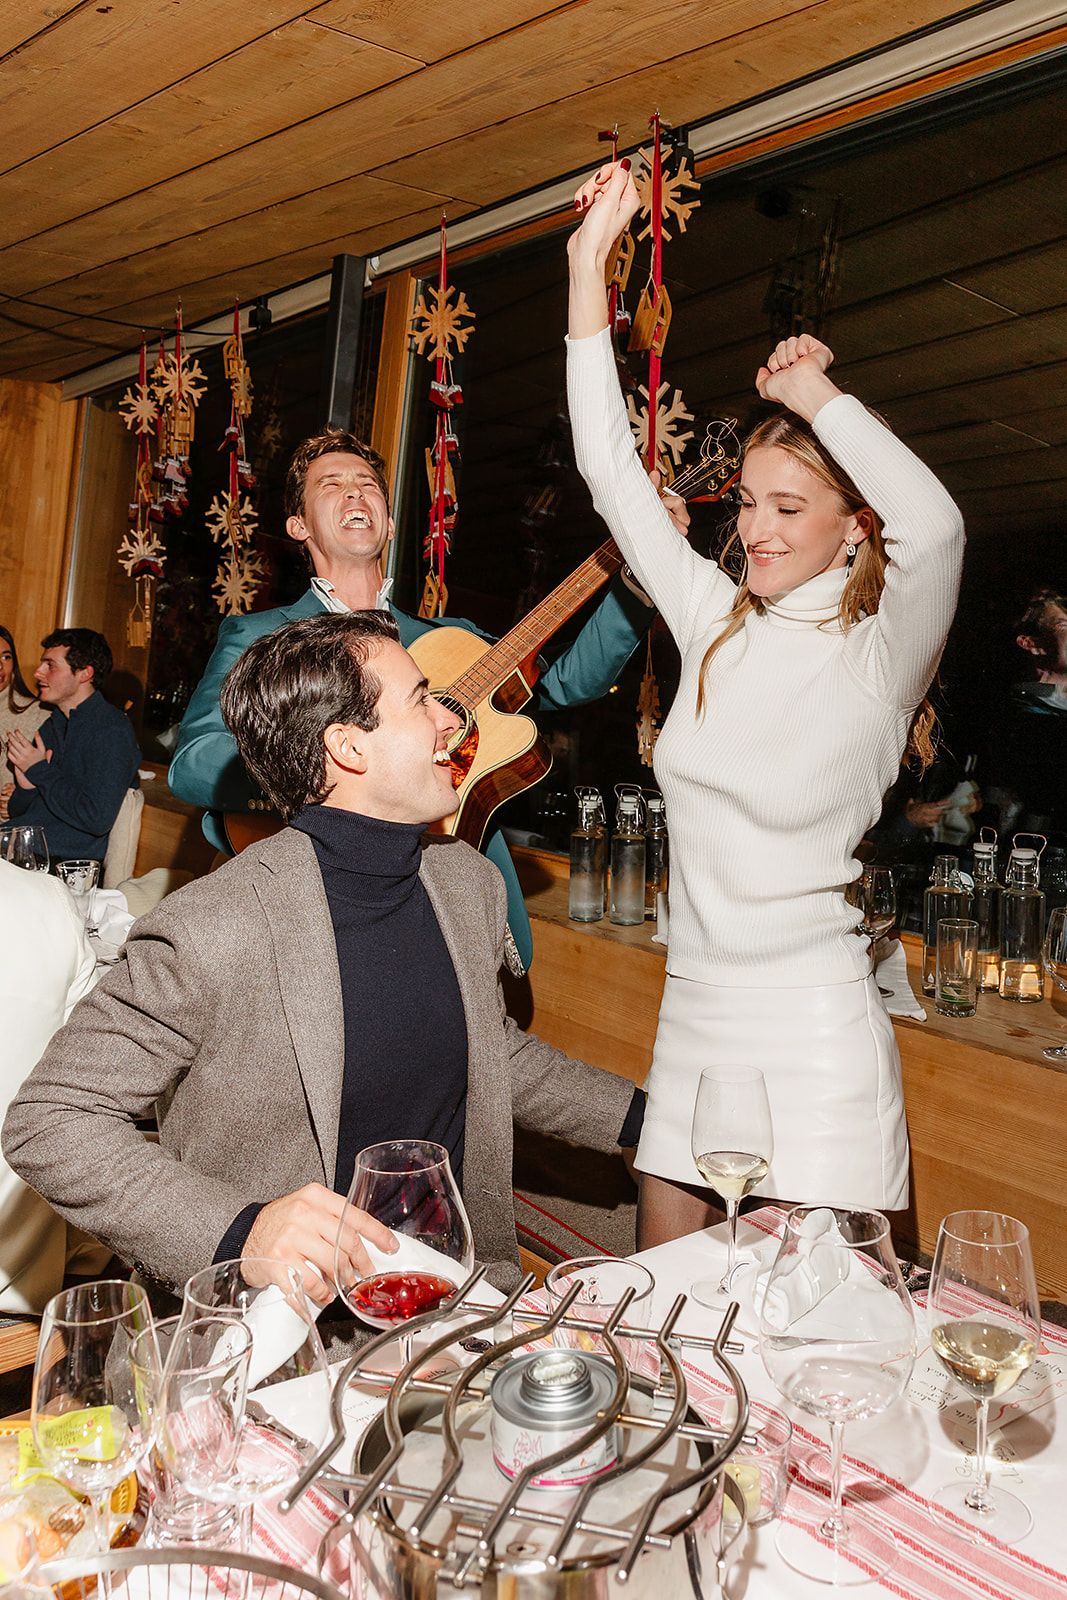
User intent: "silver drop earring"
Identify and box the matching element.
[846,542,857,559]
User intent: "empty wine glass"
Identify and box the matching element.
[336,1139,474,1364]
[927,1210,1040,1544]
[31,1281,155,1593]
[690,1065,773,1312]
[178,1259,332,1548]
[154,1315,252,1544]
[129,1317,238,1548]
[758,1206,916,1585]
[0,824,49,872]
[1042,907,1067,1060]
[846,865,896,996]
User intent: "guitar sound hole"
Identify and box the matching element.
[434,696,478,788]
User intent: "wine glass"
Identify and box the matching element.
[178,1260,333,1549]
[1042,907,1067,1060]
[335,1139,474,1364]
[846,865,896,996]
[56,859,100,931]
[31,1281,155,1591]
[154,1315,252,1542]
[758,1206,916,1585]
[690,1065,773,1312]
[0,825,49,872]
[129,1317,238,1548]
[927,1210,1040,1544]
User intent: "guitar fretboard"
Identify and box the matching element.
[449,538,623,707]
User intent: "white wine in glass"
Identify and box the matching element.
[690,1065,773,1313]
[927,1210,1040,1543]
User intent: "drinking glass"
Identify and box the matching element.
[178,1260,332,1546]
[55,859,100,932]
[0,825,49,872]
[935,918,979,1018]
[336,1139,474,1363]
[693,1392,793,1528]
[927,1210,1040,1544]
[31,1281,155,1591]
[154,1315,252,1542]
[846,865,896,996]
[758,1206,916,1584]
[690,1066,773,1311]
[129,1317,237,1548]
[0,1492,53,1600]
[1042,906,1067,1060]
[544,1257,655,1372]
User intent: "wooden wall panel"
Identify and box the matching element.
[0,377,83,668]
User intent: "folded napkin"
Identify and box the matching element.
[88,888,134,951]
[874,938,926,1020]
[360,1232,469,1286]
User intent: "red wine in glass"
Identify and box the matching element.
[348,1271,456,1328]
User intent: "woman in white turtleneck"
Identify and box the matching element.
[567,163,965,1245]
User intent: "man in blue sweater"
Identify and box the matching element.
[170,428,658,970]
[7,629,140,863]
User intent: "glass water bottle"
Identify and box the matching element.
[922,854,971,997]
[971,831,1002,993]
[610,785,646,926]
[568,787,607,923]
[999,836,1046,1002]
[644,791,669,920]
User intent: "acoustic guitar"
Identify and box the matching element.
[223,422,741,854]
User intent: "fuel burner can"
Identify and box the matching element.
[489,1349,620,1491]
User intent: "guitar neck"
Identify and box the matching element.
[449,538,623,705]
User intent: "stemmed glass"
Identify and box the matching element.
[0,824,49,871]
[759,1207,916,1584]
[1042,907,1067,1060]
[153,1315,252,1544]
[177,1260,333,1550]
[56,859,100,933]
[846,865,896,996]
[690,1065,773,1311]
[927,1210,1040,1544]
[31,1281,155,1591]
[336,1139,474,1364]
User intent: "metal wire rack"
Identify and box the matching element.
[44,1547,347,1600]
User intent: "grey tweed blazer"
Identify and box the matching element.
[3,827,634,1292]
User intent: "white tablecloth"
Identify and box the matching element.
[632,1209,1067,1599]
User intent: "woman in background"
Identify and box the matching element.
[0,626,46,821]
[567,162,965,1245]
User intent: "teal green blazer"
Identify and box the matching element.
[168,584,649,970]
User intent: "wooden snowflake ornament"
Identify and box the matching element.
[119,380,158,436]
[409,283,476,362]
[634,150,701,242]
[206,491,258,549]
[214,549,265,616]
[627,383,694,469]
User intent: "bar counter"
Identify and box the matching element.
[511,847,1067,1301]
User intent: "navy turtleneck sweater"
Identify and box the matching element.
[292,804,469,1196]
[214,805,469,1262]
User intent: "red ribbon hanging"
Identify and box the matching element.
[229,301,240,505]
[646,113,663,472]
[429,216,451,595]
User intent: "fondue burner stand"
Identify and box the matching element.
[286,1268,752,1600]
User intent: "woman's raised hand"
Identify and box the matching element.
[755,334,841,421]
[568,161,640,270]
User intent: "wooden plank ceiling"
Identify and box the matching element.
[0,0,975,382]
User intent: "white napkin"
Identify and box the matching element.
[88,888,135,950]
[241,1283,325,1390]
[874,938,926,1020]
[360,1233,468,1286]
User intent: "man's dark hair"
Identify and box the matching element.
[220,611,400,819]
[1016,587,1067,666]
[283,428,390,519]
[42,628,112,686]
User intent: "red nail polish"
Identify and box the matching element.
[620,158,631,172]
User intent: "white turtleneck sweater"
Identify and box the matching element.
[568,328,965,987]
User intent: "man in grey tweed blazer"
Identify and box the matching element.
[3,612,640,1301]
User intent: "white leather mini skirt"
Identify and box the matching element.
[635,971,908,1211]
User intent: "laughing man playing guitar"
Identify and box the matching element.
[170,428,687,971]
